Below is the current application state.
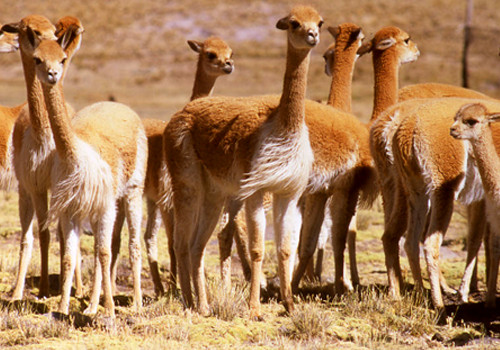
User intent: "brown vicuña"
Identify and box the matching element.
[164,5,322,319]
[450,103,500,308]
[32,27,147,317]
[292,23,370,292]
[111,36,235,298]
[4,15,84,301]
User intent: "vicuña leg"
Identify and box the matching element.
[144,199,165,297]
[273,193,302,314]
[330,188,358,294]
[458,200,486,302]
[110,200,125,295]
[291,192,328,293]
[11,188,35,300]
[423,187,455,309]
[32,191,51,298]
[58,216,80,314]
[218,199,243,290]
[125,189,144,312]
[245,191,266,320]
[190,187,225,315]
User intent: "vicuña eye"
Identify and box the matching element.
[290,20,300,30]
[206,52,216,60]
[61,57,67,65]
[318,20,324,29]
[34,57,42,65]
[465,119,478,126]
[404,37,411,44]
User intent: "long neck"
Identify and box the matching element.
[21,50,52,140]
[190,61,217,101]
[327,54,355,112]
[370,51,399,122]
[277,43,310,133]
[470,130,500,202]
[42,82,78,163]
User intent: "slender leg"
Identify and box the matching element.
[58,215,80,314]
[423,187,455,310]
[84,224,102,315]
[273,193,302,314]
[404,190,429,293]
[144,198,165,297]
[160,208,176,290]
[32,191,51,298]
[347,212,359,287]
[245,191,266,320]
[190,187,225,315]
[485,228,499,308]
[330,188,358,294]
[173,184,201,309]
[292,192,328,293]
[110,200,125,295]
[11,187,35,300]
[382,180,409,298]
[125,189,144,312]
[458,200,486,302]
[218,199,243,290]
[233,209,252,282]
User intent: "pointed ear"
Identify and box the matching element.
[327,26,340,40]
[1,23,20,34]
[350,27,362,42]
[57,25,76,51]
[187,40,203,53]
[276,16,289,30]
[375,37,396,51]
[357,41,373,56]
[488,112,500,124]
[26,26,40,49]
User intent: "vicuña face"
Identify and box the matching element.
[201,37,234,76]
[0,30,19,53]
[450,103,488,140]
[394,30,419,65]
[33,40,67,86]
[278,6,323,49]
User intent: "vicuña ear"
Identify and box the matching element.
[327,26,340,40]
[57,25,77,51]
[375,37,396,51]
[2,23,20,34]
[276,16,290,30]
[350,27,362,43]
[357,41,373,56]
[26,26,40,49]
[187,40,203,53]
[488,112,500,123]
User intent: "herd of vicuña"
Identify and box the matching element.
[1,5,499,320]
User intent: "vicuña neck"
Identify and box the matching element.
[190,61,217,101]
[470,130,500,202]
[21,50,52,140]
[327,54,355,112]
[277,44,310,133]
[370,51,399,122]
[42,82,78,163]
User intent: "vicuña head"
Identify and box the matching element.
[358,26,419,65]
[2,15,56,56]
[276,5,323,48]
[188,36,233,76]
[323,23,364,77]
[450,103,500,140]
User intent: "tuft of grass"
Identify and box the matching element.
[207,277,248,321]
[289,297,333,340]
